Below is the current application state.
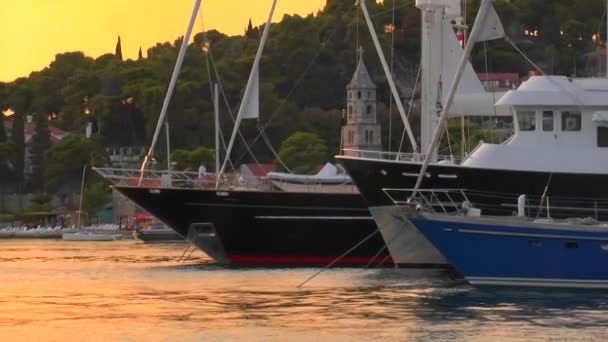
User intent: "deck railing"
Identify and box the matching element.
[340,148,463,164]
[93,167,358,193]
[382,187,608,221]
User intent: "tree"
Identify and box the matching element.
[276,131,328,174]
[83,181,111,218]
[30,112,51,191]
[171,146,215,171]
[115,36,123,60]
[0,115,6,143]
[45,134,108,193]
[138,46,143,60]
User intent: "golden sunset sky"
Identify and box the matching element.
[0,0,326,82]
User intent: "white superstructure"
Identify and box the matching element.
[462,76,608,173]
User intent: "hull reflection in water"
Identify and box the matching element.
[2,240,608,341]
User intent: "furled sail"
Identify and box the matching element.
[241,65,259,119]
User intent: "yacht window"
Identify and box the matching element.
[561,111,581,131]
[517,111,536,131]
[598,127,608,147]
[542,111,554,131]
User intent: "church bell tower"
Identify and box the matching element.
[341,48,382,152]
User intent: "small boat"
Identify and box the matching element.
[400,188,608,289]
[62,231,123,241]
[0,226,77,239]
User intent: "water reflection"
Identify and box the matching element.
[0,240,607,341]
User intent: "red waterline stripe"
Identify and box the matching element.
[228,255,394,265]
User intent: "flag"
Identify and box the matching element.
[476,3,506,42]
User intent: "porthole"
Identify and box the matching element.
[601,244,608,251]
[380,169,387,176]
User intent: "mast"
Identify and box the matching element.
[216,0,278,187]
[140,0,203,175]
[415,0,461,160]
[359,0,418,153]
[214,83,220,174]
[412,0,494,197]
[165,121,171,170]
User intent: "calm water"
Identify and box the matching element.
[1,240,608,341]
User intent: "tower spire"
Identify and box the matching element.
[341,49,381,153]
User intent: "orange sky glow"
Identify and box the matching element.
[0,0,327,82]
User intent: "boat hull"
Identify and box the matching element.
[134,230,184,242]
[337,156,608,217]
[114,186,393,267]
[412,215,608,288]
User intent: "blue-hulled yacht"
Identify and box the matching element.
[393,188,608,289]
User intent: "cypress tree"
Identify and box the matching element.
[11,111,24,184]
[115,36,123,60]
[0,115,6,143]
[245,18,256,38]
[30,112,50,191]
[138,46,143,60]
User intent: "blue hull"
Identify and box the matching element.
[412,216,608,288]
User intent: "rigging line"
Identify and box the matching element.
[482,40,495,144]
[207,45,260,174]
[235,1,418,167]
[257,122,293,174]
[365,222,403,268]
[388,0,396,153]
[366,243,388,268]
[244,1,415,158]
[296,229,380,288]
[199,12,239,174]
[398,63,421,154]
[200,7,265,174]
[505,36,585,111]
[200,9,231,172]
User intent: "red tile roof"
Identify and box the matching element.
[477,73,520,82]
[4,120,68,144]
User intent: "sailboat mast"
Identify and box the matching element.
[140,0,203,174]
[359,0,418,153]
[216,0,278,187]
[214,83,220,174]
[413,0,493,197]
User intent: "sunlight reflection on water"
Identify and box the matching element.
[0,240,607,341]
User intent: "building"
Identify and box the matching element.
[477,72,521,92]
[4,115,69,176]
[341,48,382,152]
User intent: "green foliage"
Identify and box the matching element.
[83,181,111,217]
[276,131,328,174]
[171,146,215,171]
[0,116,6,143]
[0,141,15,162]
[28,194,53,212]
[1,0,606,190]
[45,134,108,192]
[30,112,51,191]
[438,118,498,157]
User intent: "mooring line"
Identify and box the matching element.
[296,229,379,288]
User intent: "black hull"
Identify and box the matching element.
[134,231,184,242]
[337,156,608,219]
[114,186,393,267]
